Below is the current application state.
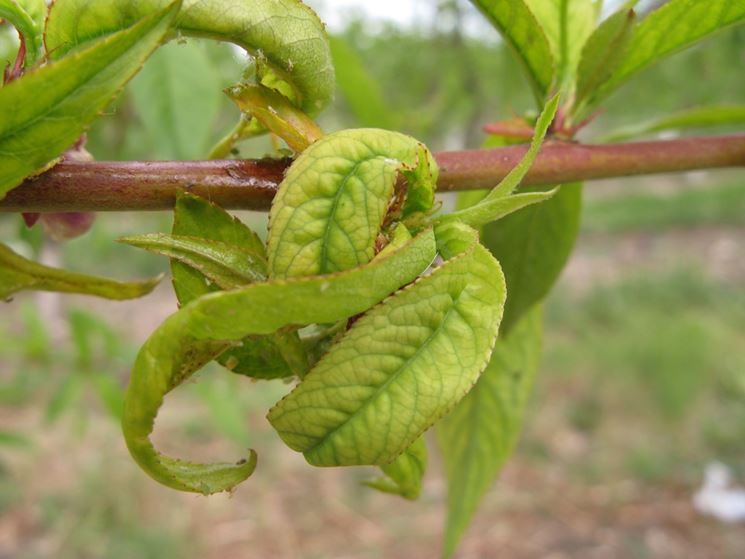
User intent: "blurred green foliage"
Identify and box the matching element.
[583,179,745,233]
[541,268,745,480]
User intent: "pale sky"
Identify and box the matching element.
[313,0,639,31]
[312,0,426,30]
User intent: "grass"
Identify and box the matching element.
[537,267,745,483]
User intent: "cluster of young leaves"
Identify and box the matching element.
[2,1,744,557]
[117,93,558,494]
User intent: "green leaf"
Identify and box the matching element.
[329,35,397,129]
[0,243,161,300]
[437,94,560,228]
[45,0,335,118]
[469,0,554,102]
[441,190,558,228]
[575,7,636,112]
[0,0,45,65]
[603,104,745,142]
[480,183,583,333]
[165,193,305,380]
[0,1,180,199]
[128,41,222,159]
[123,228,437,494]
[525,0,599,88]
[485,94,559,200]
[436,307,542,558]
[267,223,505,468]
[593,0,745,106]
[119,233,267,291]
[364,437,427,500]
[267,129,438,278]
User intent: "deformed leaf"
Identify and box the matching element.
[123,228,437,494]
[364,437,427,500]
[0,1,180,199]
[163,193,306,380]
[0,243,160,300]
[469,0,554,102]
[436,307,543,558]
[267,223,505,468]
[169,193,265,304]
[267,129,438,278]
[593,0,745,105]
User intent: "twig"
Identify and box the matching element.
[2,135,744,212]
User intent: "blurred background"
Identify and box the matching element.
[1,1,745,557]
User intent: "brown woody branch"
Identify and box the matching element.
[1,135,744,212]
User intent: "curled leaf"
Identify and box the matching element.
[267,128,438,278]
[267,222,505,468]
[123,194,308,380]
[122,229,437,494]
